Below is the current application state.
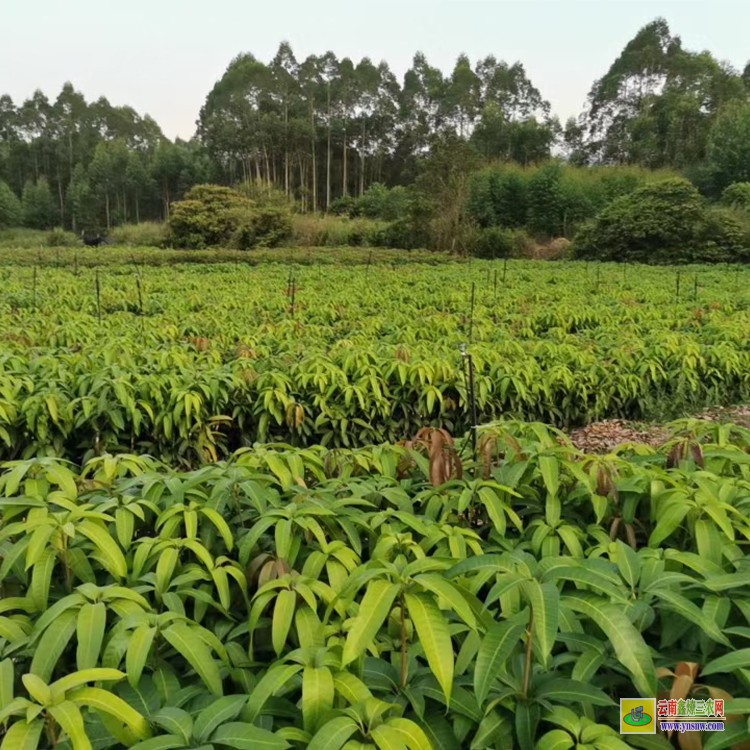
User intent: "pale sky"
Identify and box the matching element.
[2,0,749,140]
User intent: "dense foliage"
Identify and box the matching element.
[575,19,749,176]
[0,87,211,231]
[0,181,22,228]
[2,17,749,237]
[467,163,677,241]
[1,419,750,750]
[574,178,750,263]
[0,255,749,464]
[168,185,292,250]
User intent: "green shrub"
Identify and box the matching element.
[109,222,170,247]
[353,183,411,221]
[329,195,357,216]
[0,228,52,248]
[230,205,292,250]
[290,214,386,247]
[574,177,749,263]
[700,206,750,261]
[236,179,293,209]
[527,163,566,238]
[326,185,412,222]
[473,226,533,259]
[45,227,79,247]
[468,165,528,229]
[290,214,334,246]
[467,162,677,239]
[369,219,429,250]
[21,177,59,229]
[721,182,750,211]
[169,184,293,250]
[0,180,22,228]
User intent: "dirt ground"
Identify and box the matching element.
[567,405,750,453]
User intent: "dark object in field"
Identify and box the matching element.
[81,231,109,247]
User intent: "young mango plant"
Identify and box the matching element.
[335,556,482,703]
[0,668,150,750]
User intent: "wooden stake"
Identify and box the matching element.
[95,270,101,323]
[461,348,478,461]
[136,268,143,315]
[289,273,296,318]
[468,281,476,344]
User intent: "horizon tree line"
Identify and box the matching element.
[1,17,749,231]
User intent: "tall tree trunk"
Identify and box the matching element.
[105,191,111,229]
[359,118,366,197]
[311,105,318,212]
[284,103,290,196]
[56,166,65,224]
[342,119,348,197]
[326,86,332,211]
[298,156,305,211]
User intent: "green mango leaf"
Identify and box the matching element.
[342,580,400,667]
[271,589,296,657]
[152,707,193,744]
[307,717,359,750]
[302,666,334,735]
[162,623,223,697]
[126,625,157,688]
[30,609,77,682]
[701,648,750,676]
[533,678,615,707]
[212,722,289,750]
[70,686,150,739]
[194,696,248,743]
[76,602,107,670]
[245,664,302,723]
[534,729,575,750]
[474,617,526,706]
[563,593,656,697]
[387,718,432,750]
[404,591,454,705]
[47,701,91,750]
[522,579,559,668]
[0,718,45,750]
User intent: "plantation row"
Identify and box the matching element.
[1,420,749,750]
[1,258,750,462]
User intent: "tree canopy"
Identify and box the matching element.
[0,25,749,233]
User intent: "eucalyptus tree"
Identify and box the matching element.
[581,18,746,168]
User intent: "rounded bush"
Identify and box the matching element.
[573,177,749,263]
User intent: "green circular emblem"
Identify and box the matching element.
[623,712,653,727]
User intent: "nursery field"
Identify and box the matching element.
[1,252,750,750]
[0,252,749,463]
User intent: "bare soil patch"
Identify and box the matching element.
[568,405,750,453]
